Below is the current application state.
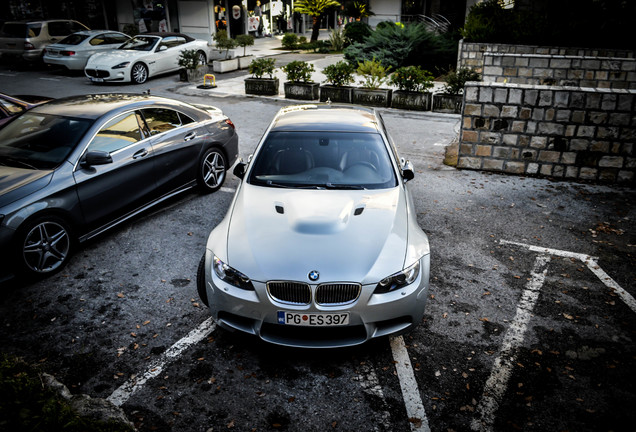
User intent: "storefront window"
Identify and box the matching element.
[132,0,170,33]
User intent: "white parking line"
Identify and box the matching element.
[390,335,431,432]
[470,254,551,432]
[107,317,216,406]
[220,186,236,193]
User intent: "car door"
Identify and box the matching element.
[139,107,203,194]
[73,110,158,232]
[154,36,184,73]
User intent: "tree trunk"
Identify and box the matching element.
[310,15,320,42]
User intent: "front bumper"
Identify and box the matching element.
[85,68,127,82]
[203,250,430,348]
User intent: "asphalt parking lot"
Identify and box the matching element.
[0,63,635,432]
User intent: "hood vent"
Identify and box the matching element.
[275,204,284,214]
[354,206,364,216]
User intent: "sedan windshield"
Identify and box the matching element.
[248,131,397,189]
[0,113,93,169]
[120,36,159,51]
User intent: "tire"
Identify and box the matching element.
[15,215,73,278]
[197,51,207,67]
[131,62,148,84]
[197,255,209,307]
[197,147,226,193]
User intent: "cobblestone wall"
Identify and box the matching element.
[457,82,636,184]
[457,40,635,74]
[481,54,636,89]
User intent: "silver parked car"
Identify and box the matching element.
[197,105,430,348]
[43,30,130,70]
[0,19,89,62]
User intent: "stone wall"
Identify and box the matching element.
[457,40,635,74]
[481,54,636,89]
[457,82,635,184]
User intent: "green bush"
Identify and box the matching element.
[343,21,372,45]
[282,60,315,83]
[235,34,254,57]
[322,60,355,87]
[356,58,391,89]
[389,66,434,92]
[213,30,237,59]
[442,68,481,95]
[178,49,201,70]
[248,57,277,79]
[282,33,299,50]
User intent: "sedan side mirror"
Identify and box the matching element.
[402,159,415,182]
[81,150,113,167]
[233,160,247,179]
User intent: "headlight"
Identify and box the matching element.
[213,255,254,291]
[374,260,420,294]
[112,62,130,69]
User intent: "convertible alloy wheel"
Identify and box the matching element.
[198,148,226,193]
[131,62,148,84]
[20,217,72,275]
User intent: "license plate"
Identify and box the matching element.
[277,311,349,326]
[90,77,104,82]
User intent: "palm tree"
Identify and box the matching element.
[294,0,341,42]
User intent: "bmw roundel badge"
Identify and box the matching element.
[308,270,320,282]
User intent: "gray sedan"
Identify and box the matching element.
[198,105,430,348]
[0,93,238,279]
[43,30,130,70]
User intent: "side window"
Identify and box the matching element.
[71,22,88,32]
[87,112,145,154]
[160,36,178,49]
[174,36,186,46]
[48,22,71,37]
[178,112,194,125]
[0,99,25,115]
[141,108,182,135]
[90,34,106,46]
[107,33,129,44]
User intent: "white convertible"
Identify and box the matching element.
[84,32,209,84]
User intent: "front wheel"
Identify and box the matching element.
[131,62,148,84]
[197,147,226,193]
[15,216,73,278]
[197,51,207,67]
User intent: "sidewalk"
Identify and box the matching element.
[175,31,446,99]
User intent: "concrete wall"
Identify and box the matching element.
[458,82,636,184]
[482,54,636,89]
[457,40,635,74]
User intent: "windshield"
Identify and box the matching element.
[57,33,89,45]
[119,36,159,51]
[248,131,397,190]
[0,113,93,170]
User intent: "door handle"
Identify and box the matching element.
[133,149,148,159]
[184,132,197,141]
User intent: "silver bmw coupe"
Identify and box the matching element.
[198,105,430,348]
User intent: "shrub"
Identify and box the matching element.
[356,58,391,89]
[282,60,315,82]
[322,60,355,87]
[282,33,299,50]
[389,66,434,92]
[235,34,254,57]
[248,57,277,79]
[442,68,481,95]
[328,28,345,52]
[122,23,138,37]
[343,21,372,45]
[213,30,237,59]
[178,49,202,70]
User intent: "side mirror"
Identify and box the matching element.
[233,160,246,179]
[402,159,415,182]
[81,150,112,167]
[158,45,167,52]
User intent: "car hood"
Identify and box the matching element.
[0,167,53,208]
[86,50,142,66]
[226,184,409,285]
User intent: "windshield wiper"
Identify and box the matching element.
[325,183,366,190]
[0,156,38,170]
[265,180,323,189]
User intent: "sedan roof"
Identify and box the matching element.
[30,93,190,119]
[271,105,380,133]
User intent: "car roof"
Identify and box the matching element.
[29,93,193,120]
[141,32,195,42]
[68,30,125,36]
[270,105,381,133]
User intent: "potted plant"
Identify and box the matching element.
[352,58,392,107]
[389,66,434,111]
[320,60,355,103]
[245,57,279,96]
[433,68,481,113]
[212,30,239,73]
[178,49,208,83]
[236,34,255,69]
[282,60,319,100]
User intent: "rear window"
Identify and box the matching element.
[58,33,89,45]
[0,23,30,38]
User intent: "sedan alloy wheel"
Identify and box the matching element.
[199,148,226,193]
[20,217,72,275]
